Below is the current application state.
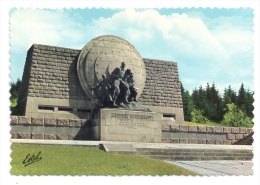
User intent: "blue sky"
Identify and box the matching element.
[9,8,254,94]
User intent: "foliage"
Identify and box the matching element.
[220,103,253,127]
[9,78,21,115]
[11,144,198,176]
[10,78,21,100]
[190,108,208,124]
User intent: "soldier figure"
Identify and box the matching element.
[91,74,113,107]
[126,71,138,102]
[111,62,130,106]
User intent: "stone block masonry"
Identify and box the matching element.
[11,116,253,145]
[162,123,253,145]
[18,45,87,103]
[139,59,183,108]
[10,116,89,140]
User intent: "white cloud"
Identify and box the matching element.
[92,9,253,92]
[10,8,254,93]
[10,9,87,53]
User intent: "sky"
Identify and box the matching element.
[9,8,254,94]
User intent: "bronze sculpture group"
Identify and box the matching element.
[91,62,138,107]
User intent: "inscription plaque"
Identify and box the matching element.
[92,109,162,142]
[111,113,153,120]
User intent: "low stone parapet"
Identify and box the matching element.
[10,116,90,140]
[10,116,254,145]
[162,123,254,145]
[10,116,87,127]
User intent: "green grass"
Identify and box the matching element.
[185,121,222,127]
[185,121,253,128]
[11,144,199,176]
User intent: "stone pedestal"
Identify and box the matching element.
[92,109,162,143]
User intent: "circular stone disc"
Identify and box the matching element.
[77,35,146,105]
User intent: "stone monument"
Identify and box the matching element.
[17,35,185,143]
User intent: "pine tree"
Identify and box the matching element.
[181,83,193,121]
[182,91,193,121]
[223,88,231,104]
[245,89,254,118]
[191,88,199,108]
[197,85,207,111]
[211,83,223,122]
[237,83,246,109]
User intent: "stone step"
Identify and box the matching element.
[136,148,251,152]
[139,154,253,161]
[136,152,253,158]
[135,148,253,161]
[137,152,254,157]
[136,149,252,155]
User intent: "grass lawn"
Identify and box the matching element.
[185,121,253,128]
[185,121,222,127]
[11,144,199,176]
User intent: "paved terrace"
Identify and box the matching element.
[11,139,253,150]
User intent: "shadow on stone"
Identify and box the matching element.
[73,120,96,140]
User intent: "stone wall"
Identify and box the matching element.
[18,44,88,101]
[11,116,253,145]
[11,116,90,140]
[162,123,254,145]
[139,58,182,108]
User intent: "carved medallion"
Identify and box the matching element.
[77,35,146,105]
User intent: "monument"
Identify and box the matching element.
[16,35,185,143]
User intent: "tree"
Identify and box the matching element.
[205,83,223,122]
[10,78,21,115]
[181,82,194,121]
[191,85,207,112]
[221,103,253,127]
[237,83,246,110]
[190,108,209,124]
[237,83,254,118]
[245,89,254,118]
[10,78,21,101]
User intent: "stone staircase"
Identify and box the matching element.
[135,148,253,161]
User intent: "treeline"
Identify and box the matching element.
[181,83,254,127]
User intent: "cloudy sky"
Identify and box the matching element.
[9,8,254,94]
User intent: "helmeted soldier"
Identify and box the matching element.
[126,71,138,102]
[91,74,113,107]
[111,62,129,106]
